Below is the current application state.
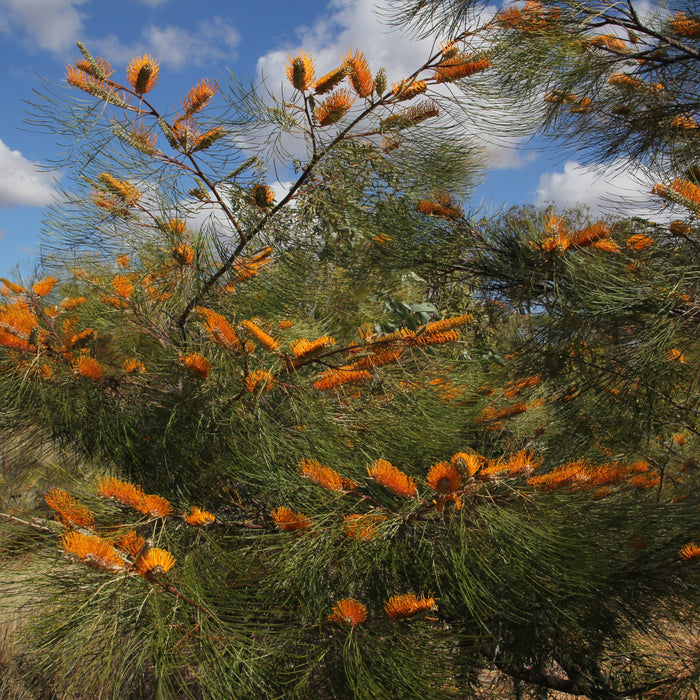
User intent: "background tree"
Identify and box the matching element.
[0,4,698,699]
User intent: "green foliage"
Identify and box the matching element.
[1,9,700,699]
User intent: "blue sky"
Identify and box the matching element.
[0,0,658,276]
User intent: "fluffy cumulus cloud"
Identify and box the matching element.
[92,18,240,69]
[535,159,669,220]
[0,139,60,207]
[0,0,88,55]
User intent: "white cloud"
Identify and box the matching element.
[91,17,240,69]
[0,139,60,207]
[535,159,669,220]
[138,0,168,6]
[0,0,88,55]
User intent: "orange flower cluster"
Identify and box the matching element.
[671,115,698,129]
[626,234,654,250]
[328,598,367,626]
[313,368,372,390]
[244,369,275,393]
[667,348,686,363]
[367,459,417,498]
[652,178,700,210]
[62,531,125,573]
[344,49,373,97]
[227,247,273,288]
[537,219,618,253]
[96,172,141,206]
[527,459,659,492]
[434,54,491,83]
[179,352,211,377]
[496,1,559,31]
[197,307,240,350]
[588,35,627,52]
[240,319,280,351]
[74,356,105,381]
[171,243,195,266]
[123,357,146,374]
[298,458,357,492]
[391,80,428,101]
[184,506,216,526]
[680,543,700,561]
[384,593,436,619]
[0,301,39,352]
[315,89,355,126]
[112,275,133,299]
[253,184,275,209]
[135,547,175,576]
[670,12,700,39]
[32,277,58,297]
[271,507,311,531]
[314,65,350,95]
[115,530,146,557]
[289,336,336,359]
[182,78,218,117]
[45,488,95,528]
[343,513,387,540]
[426,461,462,494]
[478,450,541,480]
[451,452,483,477]
[286,51,315,91]
[416,192,463,220]
[97,476,172,517]
[127,54,160,94]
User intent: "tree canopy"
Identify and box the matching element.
[1,3,699,698]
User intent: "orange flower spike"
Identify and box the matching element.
[367,459,417,498]
[45,488,95,529]
[123,358,146,374]
[286,50,315,91]
[112,275,134,299]
[32,276,58,297]
[253,184,275,209]
[680,543,700,561]
[328,599,367,627]
[289,336,336,359]
[298,458,357,492]
[97,476,145,508]
[244,369,276,394]
[134,547,175,576]
[384,593,436,619]
[62,531,125,573]
[241,319,280,351]
[74,356,105,381]
[271,506,311,531]
[451,452,483,477]
[136,494,173,518]
[314,65,349,95]
[626,234,654,250]
[171,243,195,266]
[344,49,373,97]
[115,530,146,557]
[426,461,462,494]
[179,352,211,377]
[184,506,216,526]
[667,348,686,363]
[182,78,218,117]
[126,54,160,94]
[315,89,355,126]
